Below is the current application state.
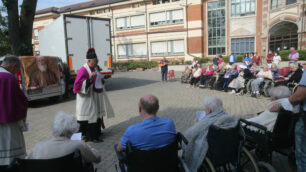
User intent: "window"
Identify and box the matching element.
[172,0,180,2]
[33,29,38,40]
[271,0,283,9]
[118,43,146,58]
[150,9,183,26]
[104,8,110,13]
[131,15,145,28]
[96,9,103,14]
[151,40,184,56]
[116,15,145,30]
[132,3,140,8]
[89,11,95,15]
[207,1,226,55]
[153,0,170,5]
[231,0,255,16]
[287,0,296,5]
[231,37,255,54]
[168,40,184,55]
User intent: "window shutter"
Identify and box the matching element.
[131,15,145,27]
[116,18,125,28]
[150,12,166,22]
[172,9,183,20]
[132,43,146,56]
[151,42,167,54]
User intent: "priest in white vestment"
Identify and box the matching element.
[73,48,105,143]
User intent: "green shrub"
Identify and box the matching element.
[279,50,306,61]
[196,57,209,64]
[114,61,158,70]
[185,60,192,65]
[170,60,180,65]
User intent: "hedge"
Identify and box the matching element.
[113,61,158,70]
[279,50,306,61]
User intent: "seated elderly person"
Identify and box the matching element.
[250,62,260,76]
[251,65,273,97]
[117,95,176,151]
[275,63,303,86]
[187,64,202,88]
[228,65,252,94]
[246,86,298,132]
[217,64,238,90]
[27,112,101,165]
[181,66,192,82]
[199,64,214,88]
[271,64,280,80]
[182,96,237,171]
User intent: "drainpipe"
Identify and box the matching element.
[185,0,197,59]
[300,0,305,50]
[144,0,149,61]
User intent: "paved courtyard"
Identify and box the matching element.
[25,71,293,172]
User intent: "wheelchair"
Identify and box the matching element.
[114,133,189,172]
[198,122,259,172]
[245,78,274,97]
[7,149,91,172]
[240,109,300,172]
[181,72,192,83]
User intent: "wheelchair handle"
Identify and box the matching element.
[239,118,267,132]
[177,132,189,144]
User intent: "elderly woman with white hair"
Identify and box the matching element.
[228,65,252,94]
[182,96,237,172]
[246,86,298,132]
[187,64,202,88]
[27,112,101,164]
[251,64,273,97]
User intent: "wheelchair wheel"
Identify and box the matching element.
[263,80,274,97]
[239,146,260,172]
[246,79,254,94]
[257,161,276,172]
[199,157,216,172]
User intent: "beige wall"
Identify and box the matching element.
[33,0,306,62]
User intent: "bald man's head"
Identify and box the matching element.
[139,95,159,115]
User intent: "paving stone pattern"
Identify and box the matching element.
[25,71,292,172]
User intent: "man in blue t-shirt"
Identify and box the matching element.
[117,95,176,151]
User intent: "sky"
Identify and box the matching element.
[35,0,90,10]
[0,0,90,12]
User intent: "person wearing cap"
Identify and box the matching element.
[73,48,105,143]
[228,65,252,94]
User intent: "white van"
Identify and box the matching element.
[1,56,67,101]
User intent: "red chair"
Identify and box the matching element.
[167,70,175,80]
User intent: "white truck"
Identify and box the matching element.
[38,14,113,82]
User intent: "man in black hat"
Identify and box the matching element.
[73,48,105,142]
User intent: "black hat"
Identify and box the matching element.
[86,48,97,59]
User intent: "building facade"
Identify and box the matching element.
[33,0,306,62]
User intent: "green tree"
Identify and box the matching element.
[0,5,11,56]
[2,0,37,55]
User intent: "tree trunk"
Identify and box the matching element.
[2,0,37,55]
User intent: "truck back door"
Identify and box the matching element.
[64,15,112,74]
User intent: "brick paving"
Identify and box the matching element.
[25,71,293,172]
